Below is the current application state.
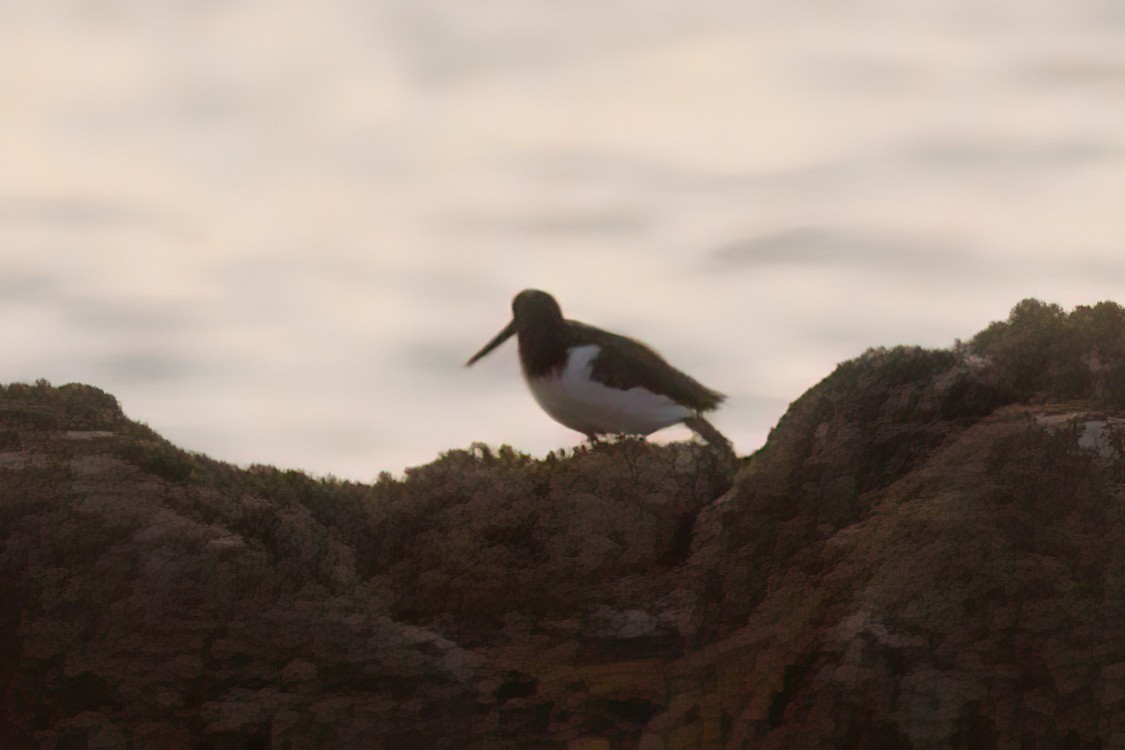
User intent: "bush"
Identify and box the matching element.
[970,299,1125,406]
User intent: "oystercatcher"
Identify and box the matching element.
[466,289,730,451]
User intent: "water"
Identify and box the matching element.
[1,1,1123,479]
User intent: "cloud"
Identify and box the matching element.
[708,227,982,278]
[0,196,169,230]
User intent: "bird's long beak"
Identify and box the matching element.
[465,319,517,366]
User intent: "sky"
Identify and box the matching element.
[1,0,1123,479]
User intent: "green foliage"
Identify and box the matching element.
[117,439,196,483]
[830,346,958,392]
[970,298,1125,405]
[56,383,123,428]
[0,381,124,431]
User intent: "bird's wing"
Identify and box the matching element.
[568,321,725,412]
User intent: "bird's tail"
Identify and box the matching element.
[684,416,736,464]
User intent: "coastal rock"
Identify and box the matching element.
[1,300,1123,748]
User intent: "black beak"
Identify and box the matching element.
[465,319,517,366]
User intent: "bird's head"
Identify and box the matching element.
[465,289,564,366]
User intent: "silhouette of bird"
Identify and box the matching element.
[467,289,730,450]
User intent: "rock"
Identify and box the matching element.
[1,299,1123,748]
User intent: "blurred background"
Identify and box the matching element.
[1,1,1122,480]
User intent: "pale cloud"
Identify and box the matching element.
[0,0,1122,477]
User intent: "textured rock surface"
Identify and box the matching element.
[2,300,1124,749]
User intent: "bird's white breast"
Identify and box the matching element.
[525,344,692,436]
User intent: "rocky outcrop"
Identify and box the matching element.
[1,300,1123,748]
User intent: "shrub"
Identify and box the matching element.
[970,298,1125,405]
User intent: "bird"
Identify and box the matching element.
[466,289,731,452]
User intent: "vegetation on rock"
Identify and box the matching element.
[970,298,1125,405]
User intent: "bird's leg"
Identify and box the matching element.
[684,416,736,466]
